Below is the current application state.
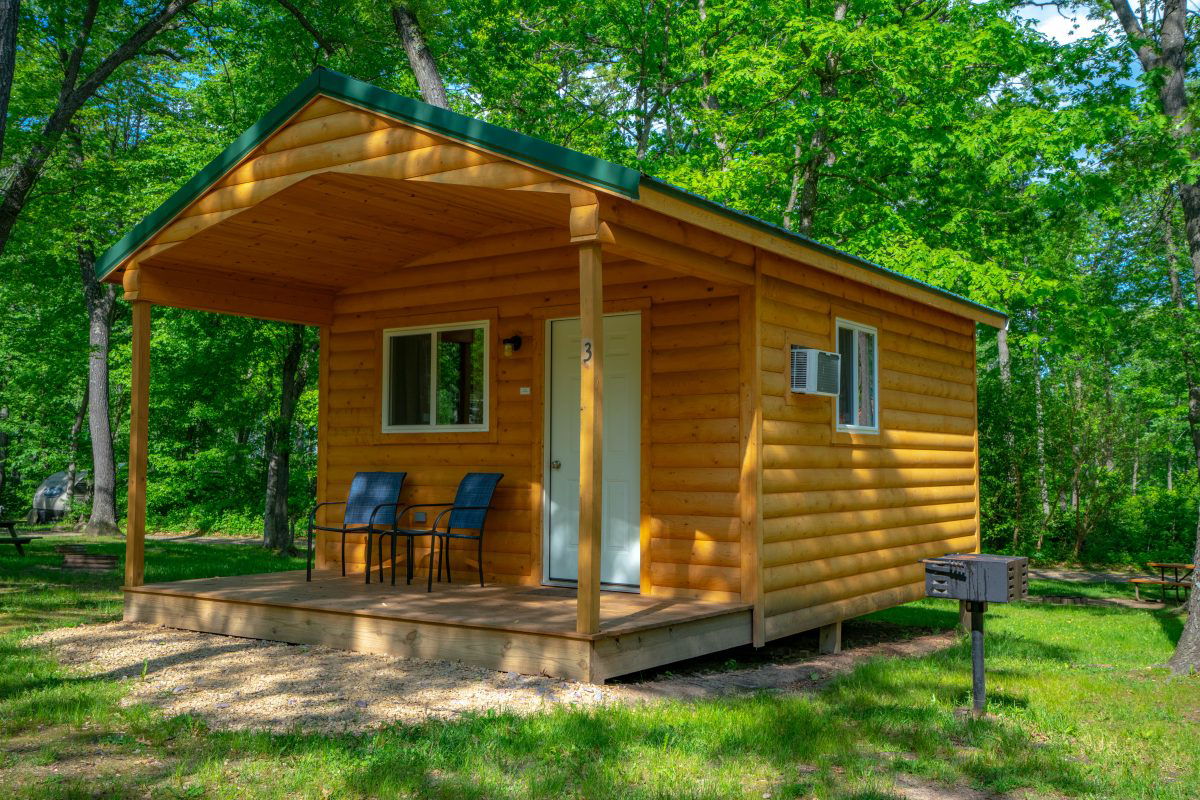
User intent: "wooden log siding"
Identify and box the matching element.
[318,238,742,599]
[756,262,980,641]
[648,294,743,601]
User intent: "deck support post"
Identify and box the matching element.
[125,298,151,587]
[576,240,604,635]
[818,620,842,654]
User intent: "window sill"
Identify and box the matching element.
[832,428,883,448]
[382,426,488,434]
[374,428,497,445]
[836,425,879,435]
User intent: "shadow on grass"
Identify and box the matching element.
[1153,608,1186,649]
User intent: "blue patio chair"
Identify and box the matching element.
[306,471,407,583]
[380,472,502,590]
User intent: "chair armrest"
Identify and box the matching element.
[431,505,494,533]
[368,502,408,529]
[308,501,346,529]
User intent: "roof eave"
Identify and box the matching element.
[637,176,1007,329]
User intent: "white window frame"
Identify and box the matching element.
[835,318,879,434]
[381,320,490,433]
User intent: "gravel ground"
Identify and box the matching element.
[30,623,616,733]
[28,622,953,734]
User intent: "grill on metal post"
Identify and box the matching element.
[922,554,1028,715]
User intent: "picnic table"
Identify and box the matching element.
[0,519,34,556]
[1130,562,1194,603]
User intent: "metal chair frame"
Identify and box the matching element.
[379,473,502,590]
[305,472,407,582]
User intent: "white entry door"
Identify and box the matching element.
[545,313,641,588]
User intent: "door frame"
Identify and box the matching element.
[539,306,650,593]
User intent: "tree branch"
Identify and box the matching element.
[61,0,100,94]
[1108,0,1159,71]
[274,0,337,56]
[70,0,199,111]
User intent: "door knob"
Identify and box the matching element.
[550,460,562,470]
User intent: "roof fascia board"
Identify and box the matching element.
[637,177,1007,329]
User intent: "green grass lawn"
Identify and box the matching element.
[0,536,1196,799]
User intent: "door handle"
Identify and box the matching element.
[550,460,562,470]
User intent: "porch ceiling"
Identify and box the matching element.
[138,172,574,293]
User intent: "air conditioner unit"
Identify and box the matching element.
[790,347,840,396]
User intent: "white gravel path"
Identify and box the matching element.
[30,622,616,733]
[28,621,953,734]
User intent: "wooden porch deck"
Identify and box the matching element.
[123,570,753,682]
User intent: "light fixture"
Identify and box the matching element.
[502,334,523,357]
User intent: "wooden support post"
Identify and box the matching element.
[125,299,151,587]
[958,599,971,632]
[818,620,842,654]
[315,325,331,570]
[577,241,604,635]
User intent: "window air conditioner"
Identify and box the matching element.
[790,347,840,396]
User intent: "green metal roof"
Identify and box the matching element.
[95,68,1005,324]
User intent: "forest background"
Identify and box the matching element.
[1,0,1199,569]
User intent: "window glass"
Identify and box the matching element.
[837,326,854,425]
[436,328,485,426]
[384,322,488,431]
[836,321,878,431]
[856,329,876,427]
[387,333,431,427]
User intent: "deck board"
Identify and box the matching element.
[126,571,753,678]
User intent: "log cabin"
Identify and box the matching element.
[98,69,1005,682]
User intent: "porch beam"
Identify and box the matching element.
[125,298,151,587]
[577,240,604,636]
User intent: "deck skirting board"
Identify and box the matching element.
[124,588,751,683]
[591,612,753,681]
[124,590,593,680]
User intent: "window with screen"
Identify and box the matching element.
[835,319,878,433]
[382,322,488,432]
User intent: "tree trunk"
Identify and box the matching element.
[64,383,88,521]
[1168,451,1173,491]
[1162,187,1200,673]
[1130,444,1138,495]
[795,132,832,237]
[1033,308,1050,550]
[697,0,728,162]
[0,407,7,503]
[0,0,19,163]
[69,121,121,537]
[1069,370,1084,557]
[997,322,1021,548]
[392,2,449,109]
[786,0,847,235]
[1170,525,1200,672]
[263,324,310,552]
[81,251,119,535]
